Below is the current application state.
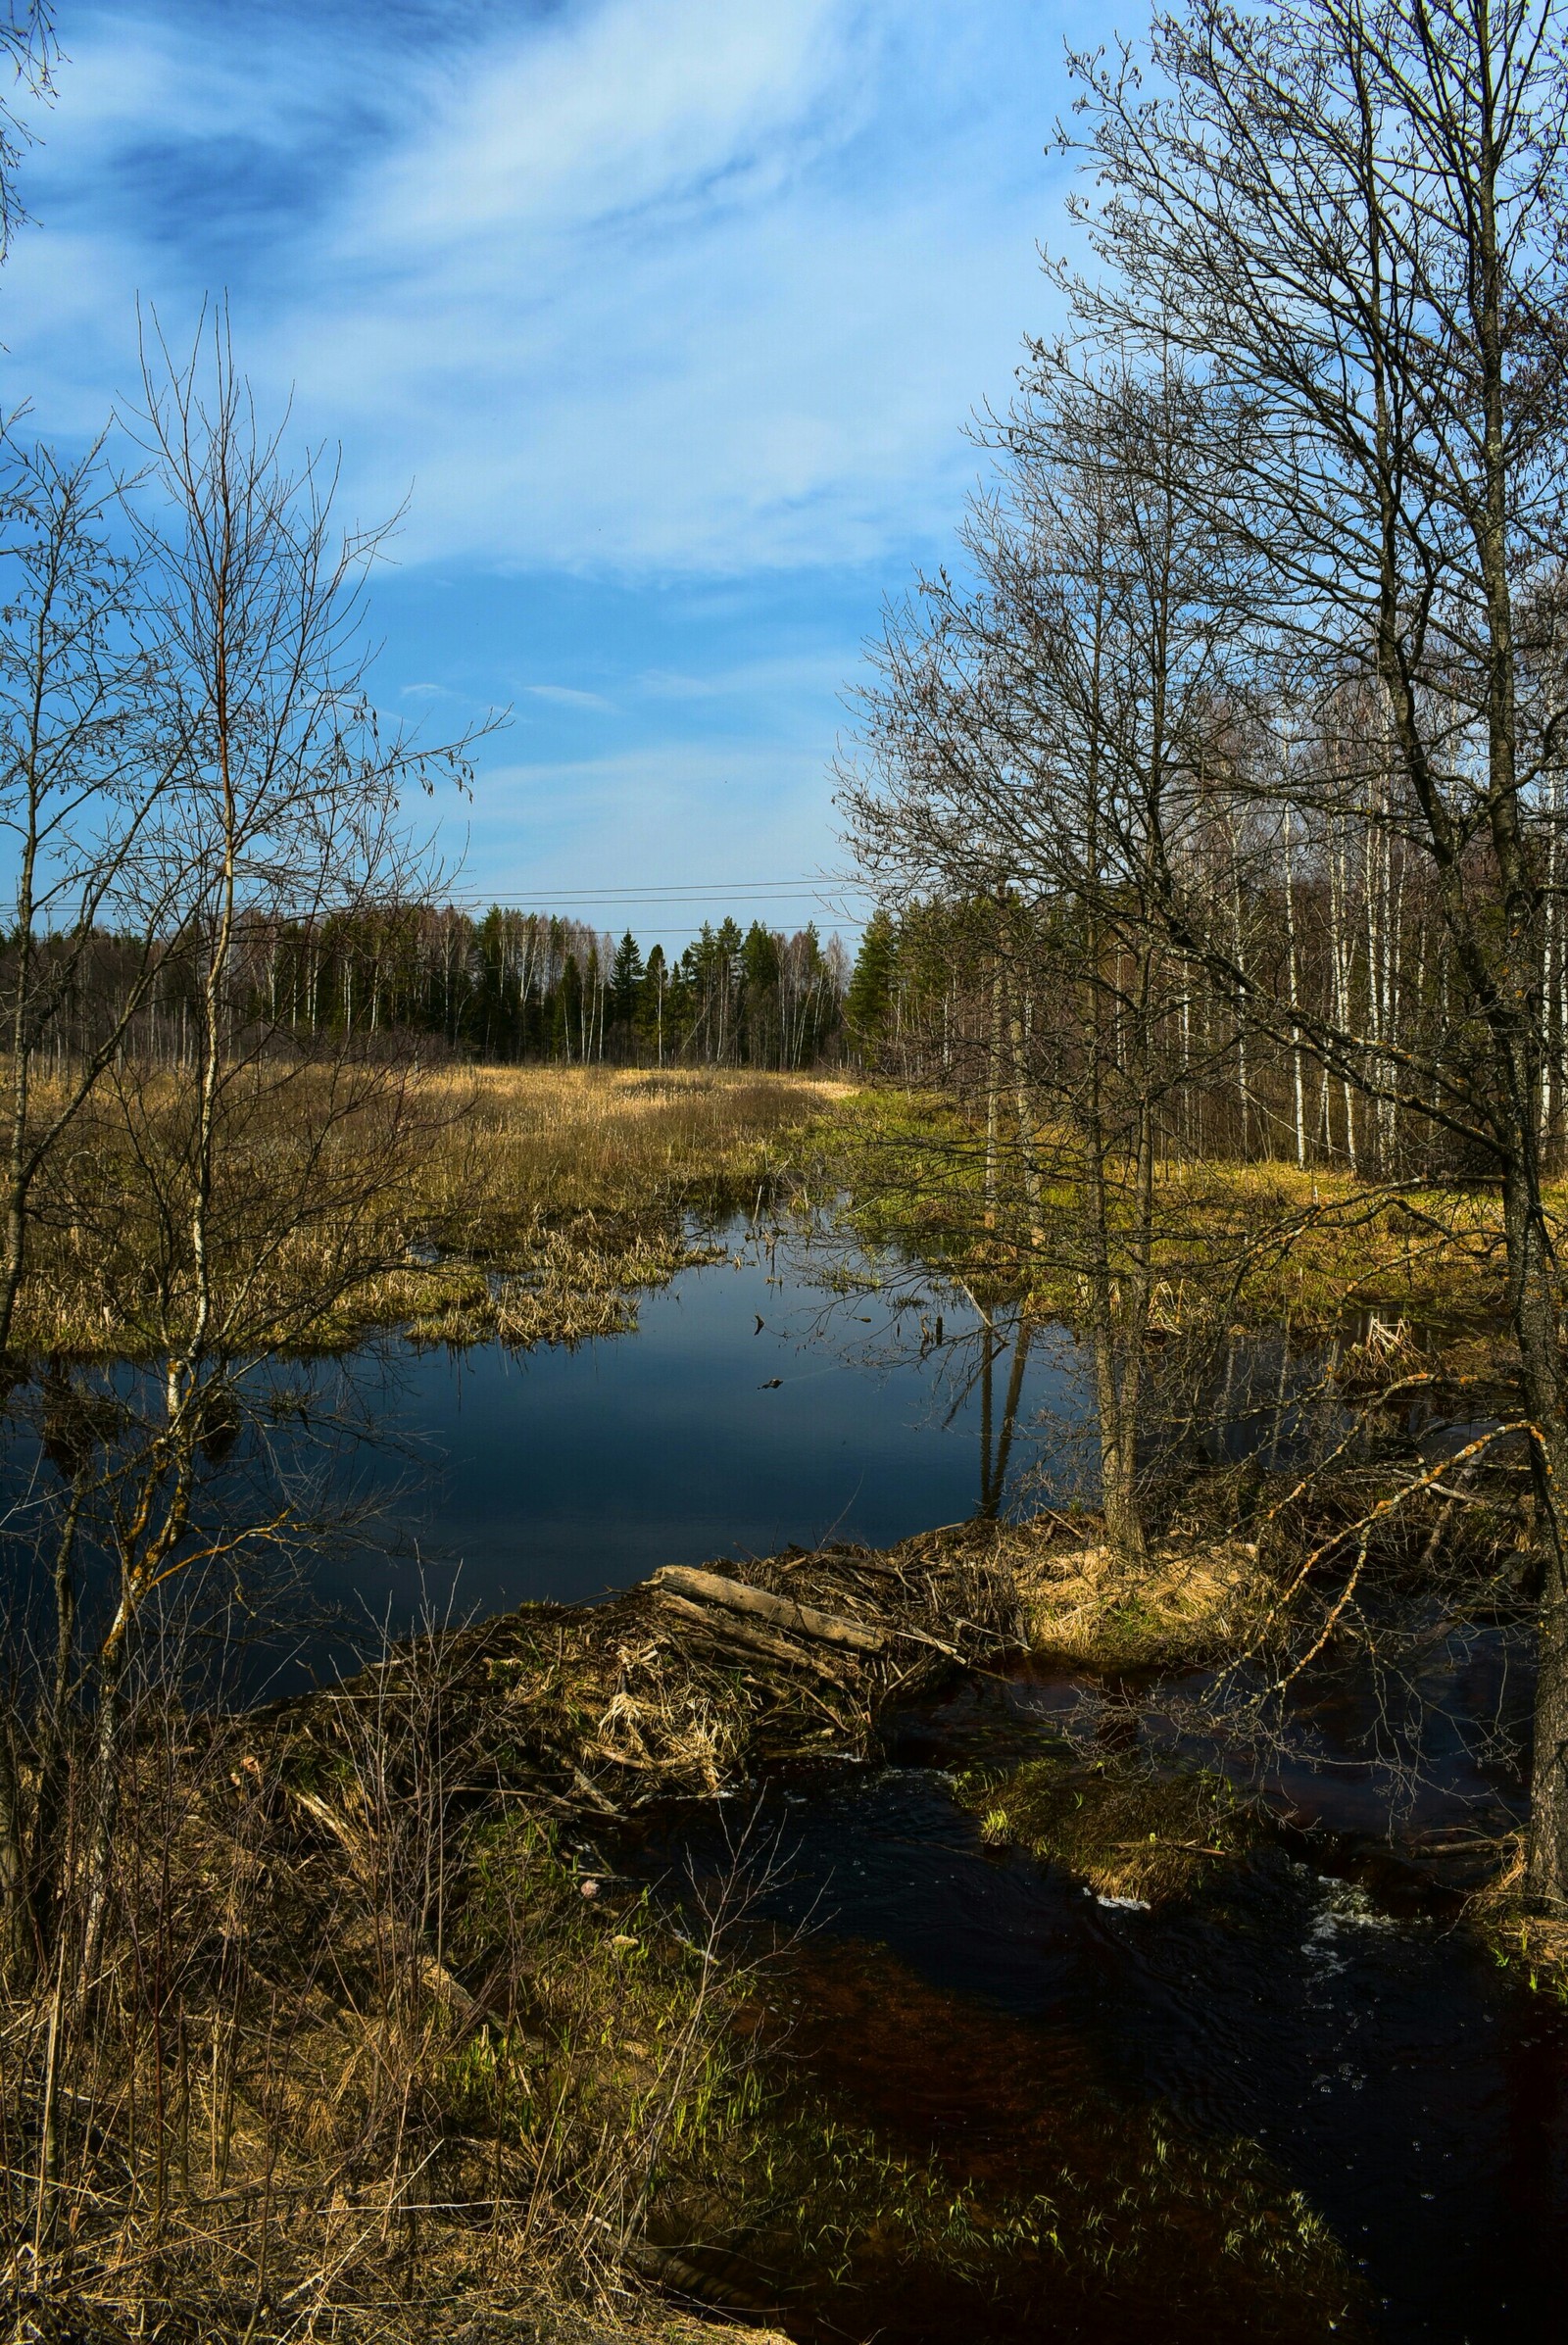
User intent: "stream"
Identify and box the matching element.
[7,1220,1567,2336]
[636,1653,1568,2342]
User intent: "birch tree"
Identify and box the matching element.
[1062,0,1568,1904]
[844,362,1255,1560]
[0,315,477,1985]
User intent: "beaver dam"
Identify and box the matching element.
[15,1492,1556,2345]
[7,1228,1568,2344]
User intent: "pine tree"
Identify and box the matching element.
[611,928,644,1028]
[845,908,897,1059]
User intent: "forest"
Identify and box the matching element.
[19,905,852,1069]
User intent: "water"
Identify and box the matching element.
[640,1660,1568,2343]
[304,1218,1071,1643]
[8,1218,1565,2336]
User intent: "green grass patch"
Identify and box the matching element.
[956,1747,1257,1904]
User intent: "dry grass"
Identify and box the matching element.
[389,1066,849,1349]
[983,1516,1269,1670]
[1465,1838,1568,2004]
[957,1748,1256,1904]
[407,1066,852,1233]
[0,1606,802,2345]
[9,1064,850,1359]
[834,1084,1522,1329]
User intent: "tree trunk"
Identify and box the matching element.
[1502,1164,1568,1909]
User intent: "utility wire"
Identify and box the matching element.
[431,878,871,908]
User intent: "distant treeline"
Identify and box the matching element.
[839,831,1568,1181]
[20,904,859,1070]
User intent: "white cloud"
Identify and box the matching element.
[0,0,1070,575]
[522,682,614,709]
[342,0,859,252]
[634,651,850,704]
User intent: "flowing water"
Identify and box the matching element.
[634,1651,1568,2342]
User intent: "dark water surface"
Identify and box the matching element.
[13,1220,1566,2338]
[640,1663,1568,2345]
[307,1218,1071,1643]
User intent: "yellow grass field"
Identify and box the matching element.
[10,1064,851,1359]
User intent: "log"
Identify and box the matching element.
[652,1589,851,1681]
[649,1565,889,1654]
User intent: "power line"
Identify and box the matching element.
[434,878,871,908]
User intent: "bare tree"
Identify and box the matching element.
[1054,0,1568,1905]
[0,430,193,1363]
[0,312,481,1992]
[843,363,1260,1561]
[0,3,53,265]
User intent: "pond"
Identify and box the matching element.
[1,1214,1067,1696]
[304,1214,1072,1655]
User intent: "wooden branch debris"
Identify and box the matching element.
[652,1588,847,1680]
[648,1563,973,1668]
[263,1524,1025,1830]
[649,1565,890,1654]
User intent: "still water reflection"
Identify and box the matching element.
[310,1219,1068,1644]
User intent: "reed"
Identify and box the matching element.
[5,1065,848,1360]
[0,1602,793,2345]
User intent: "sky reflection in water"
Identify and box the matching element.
[308,1221,1074,1654]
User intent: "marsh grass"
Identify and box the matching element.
[1004,1519,1270,1669]
[0,1618,793,2345]
[0,1570,1342,2345]
[835,1083,1516,1329]
[641,1939,1358,2339]
[9,1065,848,1360]
[1466,1839,1568,2005]
[956,1748,1257,1905]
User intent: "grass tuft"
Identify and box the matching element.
[956,1748,1256,1904]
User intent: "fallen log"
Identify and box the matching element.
[650,1564,889,1653]
[653,1588,850,1681]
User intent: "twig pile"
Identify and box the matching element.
[265,1528,1023,1824]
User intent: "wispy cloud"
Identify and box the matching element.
[0,1,1081,893]
[634,652,852,704]
[3,0,1072,574]
[522,682,614,710]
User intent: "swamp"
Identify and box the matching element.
[5,1064,1566,2345]
[8,1,1568,2338]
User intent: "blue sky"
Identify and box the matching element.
[1,0,1087,945]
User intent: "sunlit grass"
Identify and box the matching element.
[834,1081,1517,1329]
[956,1747,1255,1904]
[8,1063,852,1359]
